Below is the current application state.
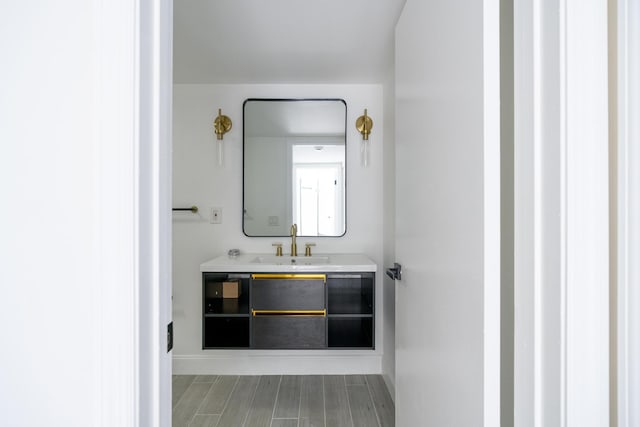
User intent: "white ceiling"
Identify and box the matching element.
[173,0,406,84]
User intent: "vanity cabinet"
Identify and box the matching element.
[201,271,375,350]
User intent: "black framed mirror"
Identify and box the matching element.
[243,99,347,237]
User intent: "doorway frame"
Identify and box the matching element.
[100,0,173,425]
[615,0,640,425]
[137,0,173,425]
[513,0,610,425]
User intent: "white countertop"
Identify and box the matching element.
[200,253,377,273]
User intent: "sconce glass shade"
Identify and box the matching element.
[217,139,224,166]
[356,109,373,166]
[361,138,371,167]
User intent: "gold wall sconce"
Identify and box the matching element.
[214,108,232,139]
[356,109,374,167]
[213,108,232,165]
[356,108,373,140]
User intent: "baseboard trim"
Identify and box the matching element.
[173,353,383,375]
[382,373,396,403]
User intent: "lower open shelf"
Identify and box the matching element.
[203,317,250,348]
[328,317,373,348]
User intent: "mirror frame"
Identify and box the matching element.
[242,98,347,237]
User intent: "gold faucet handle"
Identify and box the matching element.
[304,243,316,256]
[272,243,283,256]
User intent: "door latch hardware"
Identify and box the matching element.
[167,321,173,352]
[386,263,402,281]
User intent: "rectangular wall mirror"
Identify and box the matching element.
[243,99,347,237]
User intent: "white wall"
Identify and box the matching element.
[0,3,97,424]
[243,136,289,235]
[172,84,388,374]
[0,1,172,425]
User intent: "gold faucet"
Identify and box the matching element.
[290,223,298,256]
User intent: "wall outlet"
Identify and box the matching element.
[210,207,223,224]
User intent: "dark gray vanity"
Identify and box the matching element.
[201,254,376,350]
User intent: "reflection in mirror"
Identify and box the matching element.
[243,99,347,237]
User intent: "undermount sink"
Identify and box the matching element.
[251,255,331,265]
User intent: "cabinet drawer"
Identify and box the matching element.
[251,274,325,310]
[252,314,326,349]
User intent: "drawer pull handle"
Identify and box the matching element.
[251,274,326,283]
[252,309,326,317]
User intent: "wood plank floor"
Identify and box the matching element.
[173,375,395,427]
